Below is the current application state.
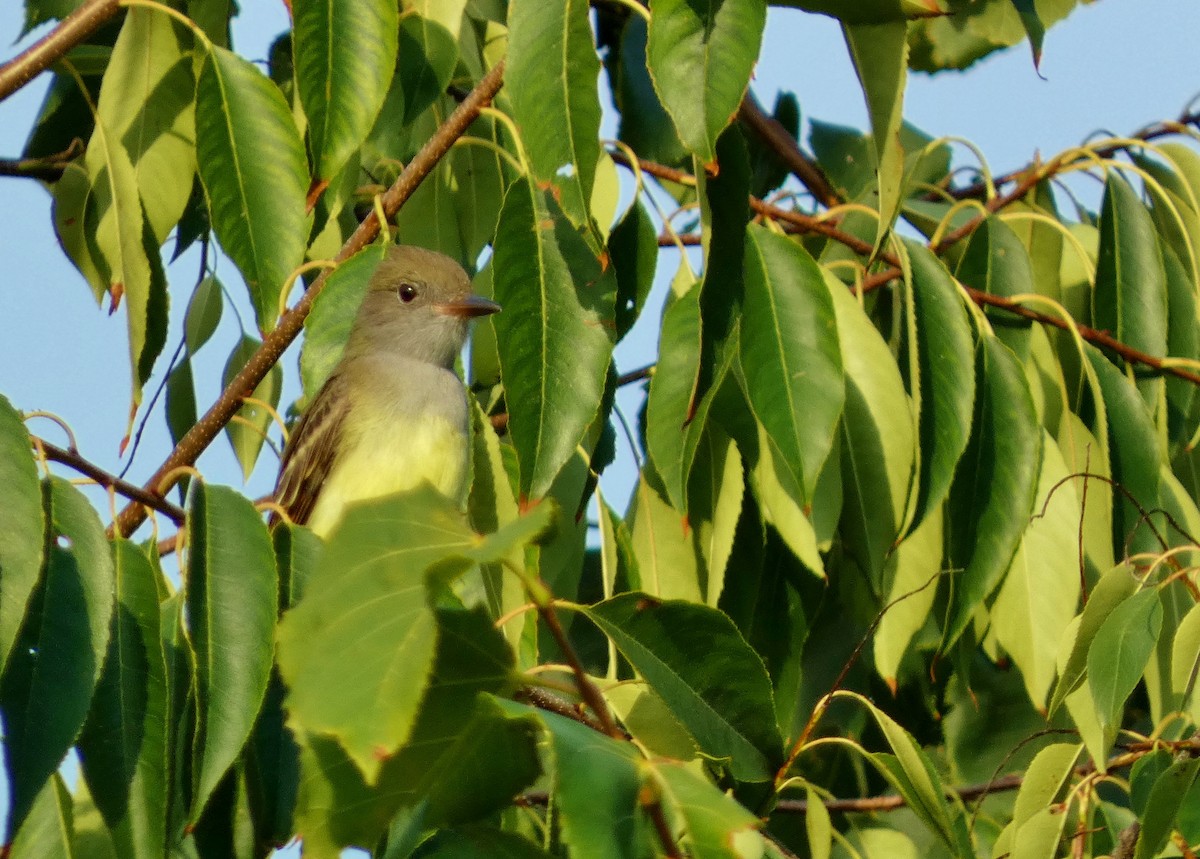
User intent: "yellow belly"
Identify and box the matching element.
[305,412,469,538]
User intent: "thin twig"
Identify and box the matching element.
[34,435,185,524]
[643,798,684,859]
[0,0,122,103]
[949,109,1200,201]
[538,603,623,739]
[111,60,507,538]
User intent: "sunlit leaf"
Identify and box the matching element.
[646,0,766,165]
[195,46,310,330]
[507,0,601,226]
[222,335,283,480]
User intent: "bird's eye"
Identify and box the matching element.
[398,283,418,303]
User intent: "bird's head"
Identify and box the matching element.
[346,245,501,369]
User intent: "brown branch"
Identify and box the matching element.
[34,436,186,524]
[111,60,507,537]
[516,686,614,736]
[617,150,1200,395]
[617,364,654,386]
[0,140,83,181]
[738,92,840,209]
[538,602,623,739]
[0,0,121,103]
[644,797,684,859]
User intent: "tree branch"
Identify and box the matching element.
[615,150,1200,393]
[738,92,841,209]
[111,60,507,538]
[33,436,185,524]
[0,0,121,104]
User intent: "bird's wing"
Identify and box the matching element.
[272,372,350,527]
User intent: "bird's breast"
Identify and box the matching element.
[305,360,470,537]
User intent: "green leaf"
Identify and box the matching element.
[0,394,43,676]
[805,785,832,859]
[294,0,398,180]
[294,609,527,855]
[529,702,643,859]
[991,432,1082,708]
[829,269,916,591]
[195,46,310,330]
[956,215,1036,361]
[76,540,167,858]
[1049,564,1138,715]
[1087,588,1162,746]
[944,334,1041,646]
[582,593,783,781]
[221,335,282,480]
[646,0,766,165]
[277,487,554,782]
[1,478,114,836]
[874,507,942,685]
[1086,346,1162,557]
[9,774,74,859]
[774,0,947,24]
[1009,0,1045,68]
[843,20,908,249]
[82,111,158,404]
[609,200,658,341]
[628,471,703,602]
[491,174,615,502]
[412,827,556,858]
[688,421,744,607]
[395,13,459,126]
[1094,172,1169,407]
[605,16,687,167]
[299,244,389,400]
[740,225,844,505]
[507,0,602,226]
[847,692,970,855]
[1171,603,1200,722]
[904,241,975,534]
[1011,742,1081,828]
[185,483,277,822]
[97,7,196,243]
[648,759,765,858]
[1135,756,1200,859]
[184,275,224,356]
[645,266,702,513]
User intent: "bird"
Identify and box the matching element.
[272,244,501,538]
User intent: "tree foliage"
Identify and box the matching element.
[3,0,1200,856]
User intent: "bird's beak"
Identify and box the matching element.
[433,294,502,319]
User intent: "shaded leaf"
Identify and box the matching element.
[944,335,1041,646]
[0,394,44,676]
[904,241,975,534]
[76,539,167,858]
[186,483,277,822]
[583,593,783,782]
[1,478,114,836]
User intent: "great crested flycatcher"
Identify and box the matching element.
[272,244,501,537]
